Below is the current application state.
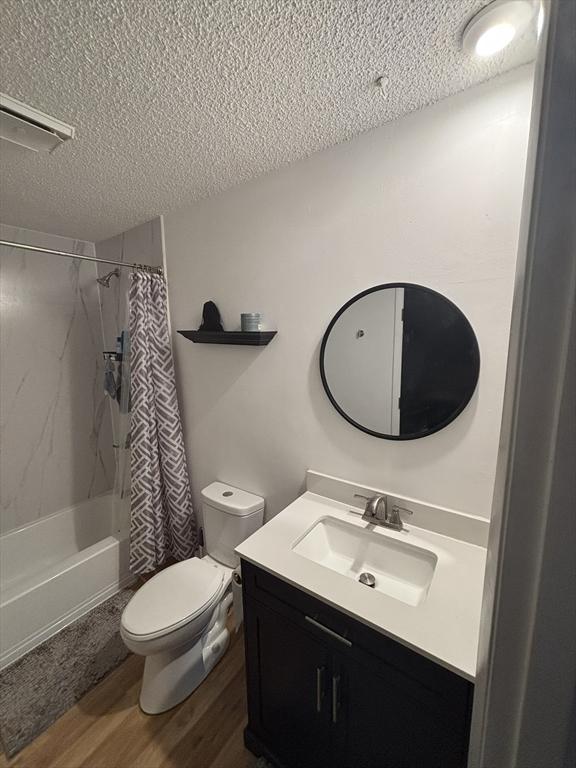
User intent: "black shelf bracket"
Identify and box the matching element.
[177,330,277,346]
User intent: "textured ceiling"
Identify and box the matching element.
[0,0,537,242]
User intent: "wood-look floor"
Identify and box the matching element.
[0,626,257,768]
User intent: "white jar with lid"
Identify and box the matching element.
[241,313,263,331]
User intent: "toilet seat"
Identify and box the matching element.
[121,558,225,641]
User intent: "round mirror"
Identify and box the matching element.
[320,284,480,440]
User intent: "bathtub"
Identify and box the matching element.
[0,493,134,670]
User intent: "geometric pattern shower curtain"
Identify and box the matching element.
[128,272,197,575]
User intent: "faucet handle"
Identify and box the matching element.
[354,493,375,511]
[391,504,413,516]
[383,504,412,532]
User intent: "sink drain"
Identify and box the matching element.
[358,572,376,588]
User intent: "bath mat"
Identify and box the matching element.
[0,588,133,757]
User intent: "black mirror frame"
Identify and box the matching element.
[319,283,481,440]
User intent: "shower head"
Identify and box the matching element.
[96,268,120,287]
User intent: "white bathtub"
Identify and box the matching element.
[0,493,134,670]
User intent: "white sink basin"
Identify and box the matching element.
[292,516,438,606]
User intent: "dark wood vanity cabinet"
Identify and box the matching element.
[241,561,473,768]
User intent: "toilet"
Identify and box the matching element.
[120,481,264,714]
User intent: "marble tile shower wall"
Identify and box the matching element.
[94,217,164,447]
[0,224,115,534]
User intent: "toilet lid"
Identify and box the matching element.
[122,558,224,637]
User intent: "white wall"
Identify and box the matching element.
[164,66,533,521]
[0,224,115,533]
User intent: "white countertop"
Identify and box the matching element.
[236,490,487,681]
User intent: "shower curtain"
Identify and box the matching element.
[128,272,197,574]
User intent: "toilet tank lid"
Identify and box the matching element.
[201,482,264,516]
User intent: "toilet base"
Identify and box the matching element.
[139,593,233,714]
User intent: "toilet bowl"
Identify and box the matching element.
[121,482,264,714]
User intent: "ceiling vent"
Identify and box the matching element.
[0,93,75,153]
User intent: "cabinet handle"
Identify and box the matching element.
[316,666,325,713]
[305,616,352,647]
[332,675,340,724]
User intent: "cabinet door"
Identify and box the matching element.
[245,600,333,768]
[334,651,470,768]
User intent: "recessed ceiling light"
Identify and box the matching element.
[462,0,535,58]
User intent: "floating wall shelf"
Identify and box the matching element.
[177,330,277,346]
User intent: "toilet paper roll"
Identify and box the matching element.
[232,566,243,632]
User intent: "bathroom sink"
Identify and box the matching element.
[292,516,437,606]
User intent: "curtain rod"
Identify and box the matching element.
[0,239,163,275]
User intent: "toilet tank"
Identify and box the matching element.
[201,482,265,568]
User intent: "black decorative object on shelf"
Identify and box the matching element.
[177,330,277,346]
[198,300,224,332]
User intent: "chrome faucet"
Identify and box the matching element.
[354,493,412,532]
